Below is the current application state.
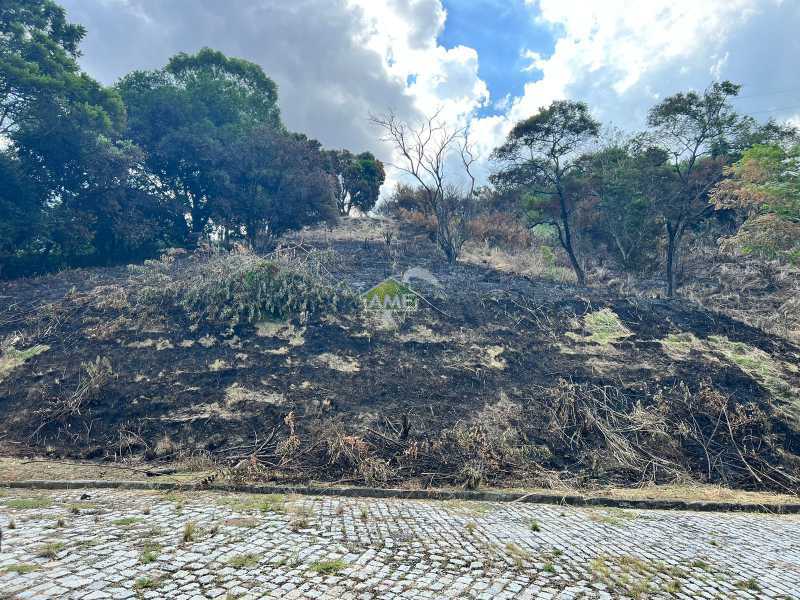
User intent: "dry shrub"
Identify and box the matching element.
[720,213,800,263]
[212,378,796,492]
[679,243,800,344]
[153,433,177,458]
[92,285,129,310]
[324,425,370,469]
[275,434,301,461]
[431,400,552,488]
[544,379,677,480]
[663,382,793,489]
[226,456,270,484]
[357,456,393,485]
[262,420,399,484]
[459,461,485,490]
[540,378,798,490]
[32,356,114,438]
[396,208,437,237]
[469,212,531,250]
[178,452,216,472]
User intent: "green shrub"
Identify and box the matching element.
[129,250,358,324]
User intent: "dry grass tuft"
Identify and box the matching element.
[461,242,577,284]
[0,343,49,384]
[566,309,633,346]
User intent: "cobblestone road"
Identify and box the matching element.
[1,487,799,599]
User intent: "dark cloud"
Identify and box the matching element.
[62,0,418,155]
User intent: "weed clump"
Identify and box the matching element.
[227,553,261,569]
[309,559,347,575]
[182,521,197,543]
[36,541,64,559]
[5,497,52,510]
[139,542,161,564]
[566,308,632,345]
[133,576,158,590]
[111,516,140,527]
[1,564,38,575]
[0,343,49,384]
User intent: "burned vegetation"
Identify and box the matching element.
[1,224,799,494]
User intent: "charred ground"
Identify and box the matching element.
[1,220,799,493]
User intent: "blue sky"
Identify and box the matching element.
[438,0,554,115]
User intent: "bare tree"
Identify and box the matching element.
[370,109,477,263]
[436,184,474,263]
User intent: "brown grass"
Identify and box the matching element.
[1,458,797,505]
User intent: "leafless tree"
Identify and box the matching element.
[436,184,474,263]
[370,109,477,263]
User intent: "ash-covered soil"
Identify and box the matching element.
[1,220,799,492]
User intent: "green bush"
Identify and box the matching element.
[129,250,358,323]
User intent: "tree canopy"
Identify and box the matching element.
[491,100,600,285]
[0,0,169,276]
[326,149,385,216]
[576,143,670,272]
[0,3,377,278]
[712,144,800,262]
[116,48,285,236]
[644,81,745,296]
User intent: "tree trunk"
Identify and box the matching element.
[190,206,206,235]
[246,222,257,249]
[665,221,683,298]
[437,216,457,264]
[557,191,586,286]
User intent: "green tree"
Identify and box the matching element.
[213,128,337,245]
[325,150,385,216]
[491,100,600,285]
[647,81,745,296]
[578,144,669,272]
[1,0,92,135]
[117,48,282,237]
[0,151,42,276]
[712,144,800,262]
[0,0,164,275]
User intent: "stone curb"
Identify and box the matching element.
[3,479,800,514]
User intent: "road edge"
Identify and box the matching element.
[3,479,800,514]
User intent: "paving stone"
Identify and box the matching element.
[0,488,799,598]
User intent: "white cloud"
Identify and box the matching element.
[342,0,491,193]
[513,0,757,113]
[348,0,489,120]
[60,0,800,193]
[468,0,799,161]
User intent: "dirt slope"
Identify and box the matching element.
[1,221,799,492]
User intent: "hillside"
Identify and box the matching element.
[1,220,799,493]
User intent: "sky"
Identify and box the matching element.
[61,0,800,188]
